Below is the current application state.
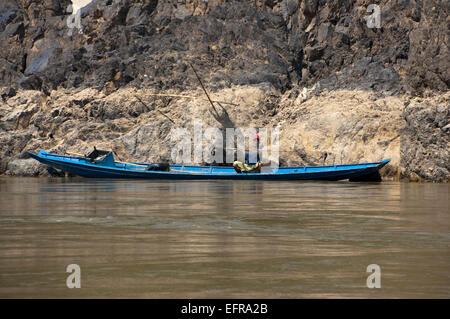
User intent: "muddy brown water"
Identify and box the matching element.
[0,177,448,298]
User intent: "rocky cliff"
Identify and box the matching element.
[0,0,448,181]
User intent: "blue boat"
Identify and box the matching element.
[28,150,390,181]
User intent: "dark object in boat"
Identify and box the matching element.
[86,147,110,162]
[146,163,170,171]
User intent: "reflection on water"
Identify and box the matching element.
[0,177,448,298]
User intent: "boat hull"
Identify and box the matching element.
[29,151,390,181]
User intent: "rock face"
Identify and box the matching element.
[401,93,449,182]
[0,0,448,181]
[1,0,448,93]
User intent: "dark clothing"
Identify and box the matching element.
[245,151,260,165]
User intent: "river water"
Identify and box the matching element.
[0,177,448,298]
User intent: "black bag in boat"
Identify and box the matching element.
[86,147,110,162]
[146,163,170,171]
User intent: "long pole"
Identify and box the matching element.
[134,95,176,124]
[189,63,219,114]
[145,93,237,106]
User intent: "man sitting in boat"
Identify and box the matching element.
[233,161,263,173]
[234,134,262,173]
